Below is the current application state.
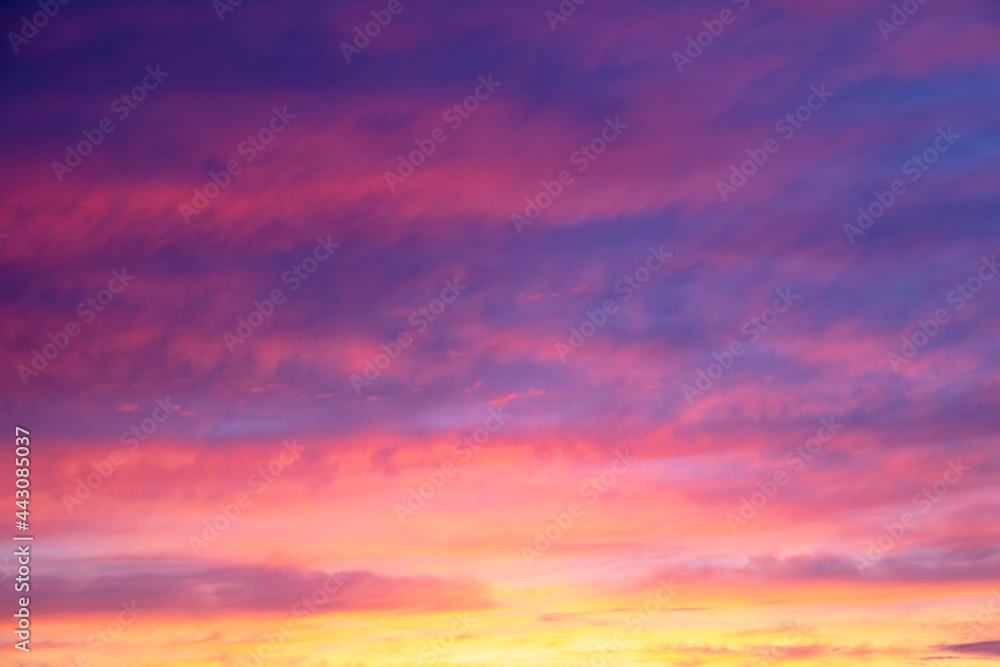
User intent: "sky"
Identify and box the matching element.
[1,0,1000,664]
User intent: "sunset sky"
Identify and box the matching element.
[2,0,1000,665]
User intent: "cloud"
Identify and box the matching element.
[30,560,494,617]
[943,641,1000,658]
